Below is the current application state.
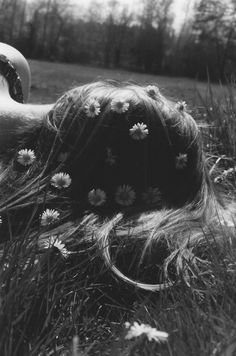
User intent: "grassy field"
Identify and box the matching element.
[28,60,226,106]
[1,60,236,356]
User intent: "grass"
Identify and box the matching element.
[1,61,236,355]
[28,60,227,106]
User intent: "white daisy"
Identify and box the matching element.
[175,153,188,169]
[41,209,60,226]
[142,187,161,205]
[129,123,149,140]
[146,85,160,99]
[125,321,169,343]
[115,185,136,206]
[111,98,129,113]
[106,147,116,166]
[17,149,36,166]
[51,172,71,189]
[84,98,101,118]
[175,101,187,112]
[42,236,70,258]
[88,188,107,206]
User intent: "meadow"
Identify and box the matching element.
[1,60,236,356]
[28,60,225,105]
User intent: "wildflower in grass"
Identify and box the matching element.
[111,98,129,113]
[42,235,70,258]
[115,185,136,206]
[143,187,161,205]
[214,167,235,184]
[146,85,160,99]
[84,98,101,118]
[41,209,60,226]
[88,188,107,206]
[175,101,187,112]
[106,147,116,165]
[129,123,149,140]
[175,153,188,169]
[51,172,71,189]
[125,321,169,343]
[17,149,36,166]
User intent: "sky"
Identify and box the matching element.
[70,0,196,31]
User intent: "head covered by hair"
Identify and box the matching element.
[0,80,229,291]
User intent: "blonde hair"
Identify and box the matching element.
[0,80,232,291]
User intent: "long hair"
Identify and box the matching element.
[0,80,233,291]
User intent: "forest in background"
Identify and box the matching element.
[0,0,236,81]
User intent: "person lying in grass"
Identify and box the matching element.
[0,42,235,292]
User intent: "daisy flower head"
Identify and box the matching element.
[175,153,188,169]
[111,98,129,114]
[175,101,187,112]
[42,236,70,258]
[146,85,160,99]
[41,209,60,226]
[17,149,36,166]
[88,188,107,207]
[125,321,169,343]
[84,97,101,118]
[51,172,71,189]
[129,122,149,140]
[115,185,136,206]
[143,187,161,205]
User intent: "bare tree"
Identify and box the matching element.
[102,0,132,67]
[193,0,236,80]
[134,0,174,72]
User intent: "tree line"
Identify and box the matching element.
[0,0,236,81]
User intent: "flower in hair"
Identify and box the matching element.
[146,85,160,99]
[84,98,101,118]
[175,101,187,112]
[17,149,36,166]
[125,322,169,343]
[175,153,188,169]
[51,172,71,189]
[41,209,60,226]
[129,123,149,140]
[143,187,161,205]
[111,98,129,113]
[115,185,136,206]
[88,188,107,206]
[106,147,116,165]
[41,236,71,258]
